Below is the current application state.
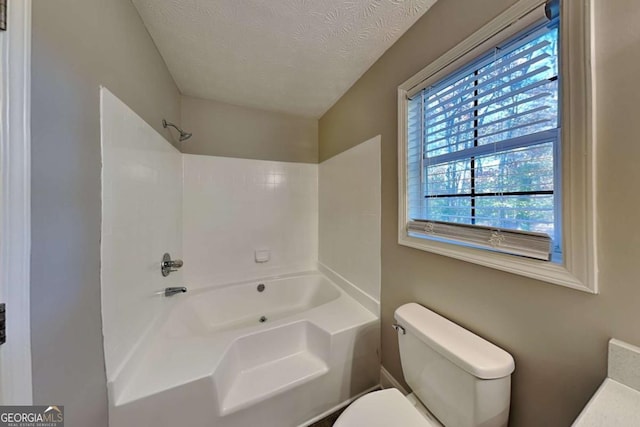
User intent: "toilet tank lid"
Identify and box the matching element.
[395,303,515,379]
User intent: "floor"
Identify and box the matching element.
[308,407,346,427]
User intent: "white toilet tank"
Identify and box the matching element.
[395,303,515,427]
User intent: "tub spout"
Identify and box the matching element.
[165,287,187,297]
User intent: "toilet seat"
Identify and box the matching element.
[333,389,435,427]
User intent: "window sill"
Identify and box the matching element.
[398,232,595,294]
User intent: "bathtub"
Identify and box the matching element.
[109,272,379,427]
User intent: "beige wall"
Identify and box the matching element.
[319,0,640,425]
[30,0,181,425]
[181,95,318,163]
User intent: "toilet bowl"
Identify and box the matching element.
[334,303,515,427]
[334,388,440,427]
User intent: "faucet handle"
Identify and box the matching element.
[169,259,183,269]
[161,253,183,277]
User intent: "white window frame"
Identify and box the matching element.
[398,0,597,293]
[0,0,33,403]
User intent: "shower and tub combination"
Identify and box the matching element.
[100,88,382,427]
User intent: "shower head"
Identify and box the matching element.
[162,119,192,142]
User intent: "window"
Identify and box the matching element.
[398,0,597,292]
[408,19,560,261]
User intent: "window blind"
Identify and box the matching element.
[407,220,553,260]
[406,14,559,261]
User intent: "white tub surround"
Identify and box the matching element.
[183,155,318,288]
[573,339,640,426]
[100,88,184,380]
[319,135,381,314]
[101,89,320,377]
[109,273,379,427]
[101,91,380,427]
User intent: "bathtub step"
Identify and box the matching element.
[220,351,329,416]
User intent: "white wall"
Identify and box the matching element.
[183,155,318,288]
[319,136,381,313]
[100,88,183,380]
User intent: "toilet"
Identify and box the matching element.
[334,303,515,427]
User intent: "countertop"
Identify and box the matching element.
[573,339,640,426]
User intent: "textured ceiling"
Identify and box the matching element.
[131,0,437,118]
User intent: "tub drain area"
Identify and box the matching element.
[259,316,267,323]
